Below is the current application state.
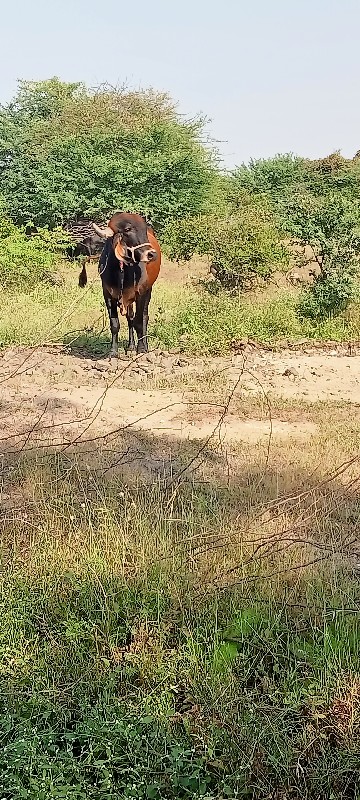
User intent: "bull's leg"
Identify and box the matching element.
[103,291,120,357]
[134,289,152,354]
[126,303,136,353]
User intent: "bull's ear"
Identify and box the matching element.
[115,240,125,262]
[92,223,113,238]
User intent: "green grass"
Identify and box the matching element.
[0,278,105,348]
[2,269,360,354]
[0,408,359,799]
[153,287,360,353]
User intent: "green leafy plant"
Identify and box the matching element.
[162,203,288,292]
[0,79,218,229]
[0,202,69,289]
[231,153,308,201]
[288,193,360,319]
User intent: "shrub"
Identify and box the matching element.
[290,193,360,319]
[298,269,357,320]
[162,203,288,292]
[231,153,308,199]
[230,151,360,234]
[0,204,69,290]
[233,154,360,321]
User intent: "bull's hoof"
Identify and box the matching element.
[109,349,118,359]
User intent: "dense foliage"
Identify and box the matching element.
[0,78,217,229]
[232,151,360,221]
[287,192,360,318]
[164,151,360,304]
[2,77,360,311]
[232,152,360,316]
[0,203,69,290]
[162,198,287,292]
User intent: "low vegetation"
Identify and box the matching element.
[1,401,360,798]
[0,205,69,290]
[162,201,288,293]
[2,270,360,355]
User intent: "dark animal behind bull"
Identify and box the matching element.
[65,218,106,278]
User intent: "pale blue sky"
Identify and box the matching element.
[1,0,359,167]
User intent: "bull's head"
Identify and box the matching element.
[92,213,157,291]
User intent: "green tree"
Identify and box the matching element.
[230,151,360,318]
[0,79,218,229]
[306,151,360,200]
[232,153,308,198]
[162,198,288,292]
[231,151,360,233]
[289,192,360,319]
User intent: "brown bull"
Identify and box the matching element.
[79,212,161,356]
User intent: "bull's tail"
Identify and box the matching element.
[78,264,88,288]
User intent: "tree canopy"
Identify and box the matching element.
[0,78,218,228]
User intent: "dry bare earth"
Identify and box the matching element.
[1,341,359,465]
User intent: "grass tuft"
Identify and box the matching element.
[2,266,360,353]
[0,416,359,798]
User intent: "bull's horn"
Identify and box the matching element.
[92,223,113,238]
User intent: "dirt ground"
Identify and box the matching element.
[0,342,359,456]
[0,247,358,468]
